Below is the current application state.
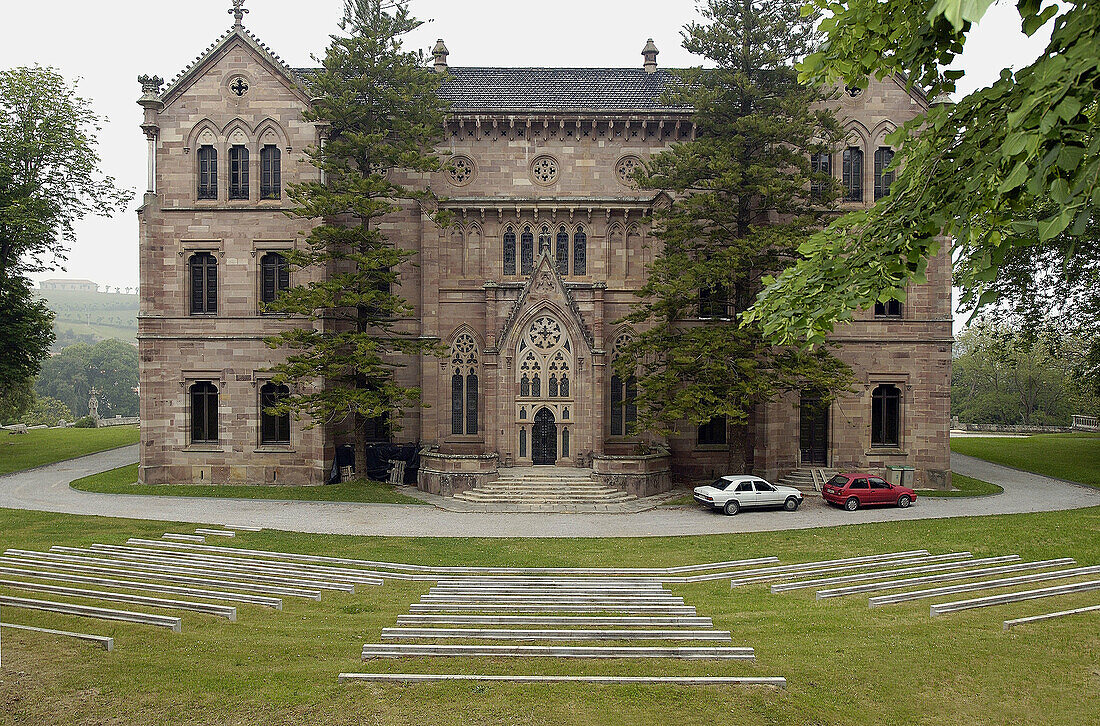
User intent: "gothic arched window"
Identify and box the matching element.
[548,375,559,398]
[520,226,534,275]
[610,333,638,436]
[197,145,217,200]
[260,382,290,444]
[556,225,569,275]
[449,333,479,435]
[503,226,517,275]
[573,226,587,275]
[871,384,901,447]
[843,146,864,202]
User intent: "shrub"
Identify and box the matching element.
[73,416,97,428]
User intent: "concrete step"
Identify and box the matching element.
[0,622,114,651]
[816,558,1079,600]
[339,673,786,686]
[361,643,754,659]
[395,615,714,627]
[869,565,1100,608]
[0,594,183,632]
[1003,603,1100,630]
[380,627,732,641]
[930,578,1100,617]
[409,603,697,614]
[0,577,237,621]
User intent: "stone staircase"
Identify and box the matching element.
[452,467,637,506]
[775,467,838,496]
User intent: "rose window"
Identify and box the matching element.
[616,156,642,185]
[531,156,559,184]
[529,317,562,350]
[449,156,475,186]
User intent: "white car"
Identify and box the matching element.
[693,475,803,515]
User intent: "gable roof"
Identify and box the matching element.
[495,250,595,353]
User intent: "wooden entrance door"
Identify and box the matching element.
[532,408,557,465]
[799,397,828,466]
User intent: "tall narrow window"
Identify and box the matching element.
[189,252,217,315]
[503,227,517,275]
[698,415,727,445]
[573,227,587,275]
[699,284,728,318]
[260,145,281,199]
[520,226,534,275]
[198,145,217,200]
[610,373,638,436]
[562,427,569,457]
[449,333,479,435]
[229,145,249,200]
[531,373,541,398]
[519,428,527,458]
[260,382,290,444]
[810,152,831,202]
[190,381,219,443]
[556,226,569,275]
[538,225,552,256]
[260,251,289,307]
[843,146,863,202]
[871,384,901,446]
[874,147,895,201]
[874,299,902,318]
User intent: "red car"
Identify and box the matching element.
[822,473,916,511]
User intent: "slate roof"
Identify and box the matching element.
[294,66,689,114]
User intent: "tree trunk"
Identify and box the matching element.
[728,422,750,474]
[354,412,368,481]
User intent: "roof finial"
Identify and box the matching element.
[642,39,659,74]
[432,39,449,74]
[229,0,249,28]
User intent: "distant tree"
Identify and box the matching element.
[264,0,450,474]
[746,1,1100,348]
[20,396,73,427]
[0,377,36,425]
[615,0,852,471]
[35,339,138,418]
[0,66,132,403]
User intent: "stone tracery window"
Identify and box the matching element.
[531,155,559,185]
[449,155,475,186]
[616,155,642,186]
[449,333,479,435]
[517,315,573,402]
[609,332,637,436]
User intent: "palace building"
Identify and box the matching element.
[136,4,952,497]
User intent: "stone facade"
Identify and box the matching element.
[137,11,951,491]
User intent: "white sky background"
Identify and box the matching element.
[1,0,1054,321]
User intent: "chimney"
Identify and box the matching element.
[432,39,449,73]
[642,39,659,74]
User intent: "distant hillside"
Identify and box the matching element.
[35,289,138,350]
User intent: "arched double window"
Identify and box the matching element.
[874,147,895,200]
[190,381,219,443]
[449,333,479,435]
[609,333,637,436]
[517,315,573,401]
[260,382,291,444]
[260,252,289,307]
[189,252,217,315]
[197,145,218,199]
[503,226,517,275]
[871,384,901,447]
[843,146,864,202]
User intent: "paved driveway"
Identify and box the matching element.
[0,445,1097,538]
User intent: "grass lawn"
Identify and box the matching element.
[951,432,1100,488]
[1,506,1098,725]
[0,425,138,476]
[918,473,1004,497]
[69,463,426,505]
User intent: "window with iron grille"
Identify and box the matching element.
[843,147,863,202]
[189,252,217,315]
[871,384,901,446]
[503,227,517,275]
[229,145,249,200]
[810,152,831,202]
[190,382,219,443]
[260,382,290,444]
[259,252,289,307]
[260,145,281,199]
[698,415,727,445]
[198,146,217,200]
[874,147,895,200]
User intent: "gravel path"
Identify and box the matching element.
[0,445,1097,538]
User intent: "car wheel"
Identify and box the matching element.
[844,497,859,512]
[784,497,800,512]
[898,495,912,509]
[723,500,740,516]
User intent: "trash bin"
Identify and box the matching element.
[887,465,915,487]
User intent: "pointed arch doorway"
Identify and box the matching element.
[532,408,557,465]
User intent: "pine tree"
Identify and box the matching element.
[616,0,852,472]
[265,0,450,475]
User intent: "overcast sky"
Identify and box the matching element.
[2,0,1053,302]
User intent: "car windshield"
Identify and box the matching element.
[827,475,848,487]
[710,479,730,490]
